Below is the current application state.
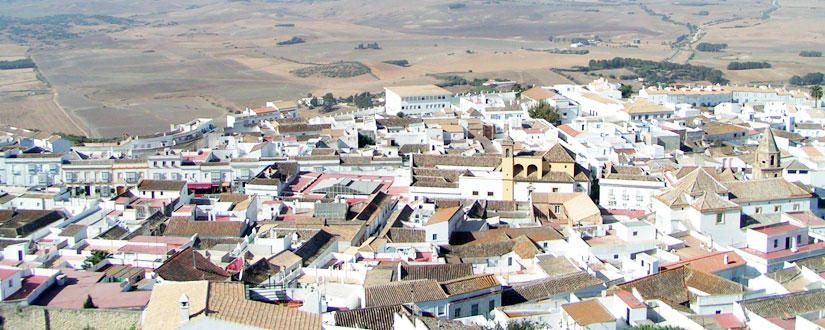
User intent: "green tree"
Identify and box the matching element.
[812,85,823,108]
[322,93,336,112]
[358,133,375,147]
[396,111,405,118]
[83,295,97,309]
[82,250,112,270]
[528,102,560,125]
[620,84,634,98]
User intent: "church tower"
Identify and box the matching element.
[753,128,782,179]
[501,135,515,201]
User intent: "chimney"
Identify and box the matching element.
[723,254,729,265]
[179,294,190,324]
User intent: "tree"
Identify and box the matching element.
[322,93,336,112]
[812,85,823,108]
[82,250,112,270]
[528,102,560,125]
[396,111,405,118]
[620,84,634,98]
[83,295,97,309]
[358,133,375,147]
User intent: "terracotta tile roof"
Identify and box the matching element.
[521,87,557,102]
[155,247,230,282]
[207,282,320,330]
[503,271,604,304]
[726,178,812,203]
[451,226,563,245]
[428,206,460,225]
[364,280,448,307]
[58,224,86,237]
[138,179,186,191]
[164,217,245,237]
[562,300,615,326]
[542,143,576,163]
[660,251,746,274]
[742,289,825,319]
[444,235,539,261]
[334,305,409,330]
[400,263,474,282]
[268,250,302,269]
[614,266,745,311]
[624,99,673,114]
[413,154,501,168]
[440,274,499,296]
[294,230,336,266]
[387,228,427,243]
[536,255,581,278]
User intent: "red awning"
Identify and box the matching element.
[187,183,212,189]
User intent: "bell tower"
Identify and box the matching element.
[501,135,515,201]
[753,128,782,179]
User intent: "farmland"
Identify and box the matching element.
[0,0,821,137]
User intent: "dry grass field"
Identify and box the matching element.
[0,44,87,135]
[0,0,821,137]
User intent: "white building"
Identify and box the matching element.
[385,85,452,116]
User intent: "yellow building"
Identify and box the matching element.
[501,140,590,201]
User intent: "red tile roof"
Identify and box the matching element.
[660,251,746,274]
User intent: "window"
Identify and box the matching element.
[773,240,778,248]
[471,304,479,316]
[797,235,802,244]
[614,254,619,259]
[472,191,479,196]
[633,231,638,237]
[437,305,446,316]
[755,207,762,214]
[507,257,513,266]
[432,234,437,241]
[487,192,494,197]
[552,187,559,192]
[489,300,495,314]
[716,213,724,224]
[794,203,800,211]
[454,308,461,318]
[554,206,561,214]
[543,242,548,248]
[774,205,781,212]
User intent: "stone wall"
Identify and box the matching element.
[0,304,141,330]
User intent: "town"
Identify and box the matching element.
[1,77,825,330]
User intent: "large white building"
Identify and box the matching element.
[385,85,452,116]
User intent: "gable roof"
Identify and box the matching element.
[138,180,186,192]
[742,289,825,319]
[365,280,448,307]
[521,87,556,102]
[401,263,474,282]
[444,235,539,261]
[615,266,746,312]
[439,274,499,296]
[207,282,320,330]
[726,178,812,203]
[334,305,409,330]
[503,271,604,304]
[155,247,230,282]
[164,217,245,238]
